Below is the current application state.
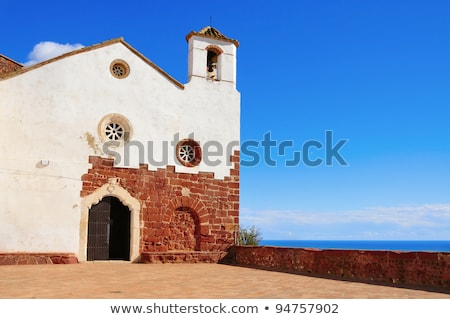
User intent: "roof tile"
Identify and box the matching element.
[186,26,239,47]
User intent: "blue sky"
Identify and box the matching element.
[2,0,450,240]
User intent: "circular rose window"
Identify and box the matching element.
[176,139,202,167]
[104,122,124,141]
[110,59,130,79]
[98,113,132,144]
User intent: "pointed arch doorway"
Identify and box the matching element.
[87,196,130,261]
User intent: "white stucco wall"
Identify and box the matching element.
[0,38,240,253]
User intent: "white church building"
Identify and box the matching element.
[0,26,240,264]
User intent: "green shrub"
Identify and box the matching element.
[238,225,262,246]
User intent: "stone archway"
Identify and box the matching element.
[79,178,140,262]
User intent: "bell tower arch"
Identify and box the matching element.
[186,26,239,84]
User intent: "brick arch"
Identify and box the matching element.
[205,44,223,55]
[165,196,208,251]
[168,196,207,224]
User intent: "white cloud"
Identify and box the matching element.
[240,204,450,240]
[24,41,84,66]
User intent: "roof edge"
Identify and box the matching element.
[0,38,185,89]
[0,38,124,80]
[119,40,184,89]
[0,54,24,67]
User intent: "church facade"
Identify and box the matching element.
[0,27,240,263]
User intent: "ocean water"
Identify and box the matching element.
[259,240,450,252]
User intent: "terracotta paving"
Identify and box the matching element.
[0,263,448,299]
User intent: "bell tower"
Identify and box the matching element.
[186,26,239,85]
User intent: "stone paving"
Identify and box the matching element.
[0,263,448,299]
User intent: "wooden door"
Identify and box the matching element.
[87,198,111,261]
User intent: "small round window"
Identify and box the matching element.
[176,139,202,167]
[110,59,130,79]
[98,113,132,144]
[104,122,124,141]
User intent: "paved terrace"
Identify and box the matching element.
[0,263,448,298]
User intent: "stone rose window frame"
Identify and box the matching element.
[176,139,202,167]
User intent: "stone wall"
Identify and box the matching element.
[0,253,78,265]
[140,251,228,263]
[81,153,240,254]
[227,246,450,291]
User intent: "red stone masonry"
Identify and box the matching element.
[0,253,78,265]
[0,54,22,75]
[228,246,450,292]
[81,151,240,255]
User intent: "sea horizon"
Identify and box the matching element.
[259,239,450,252]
